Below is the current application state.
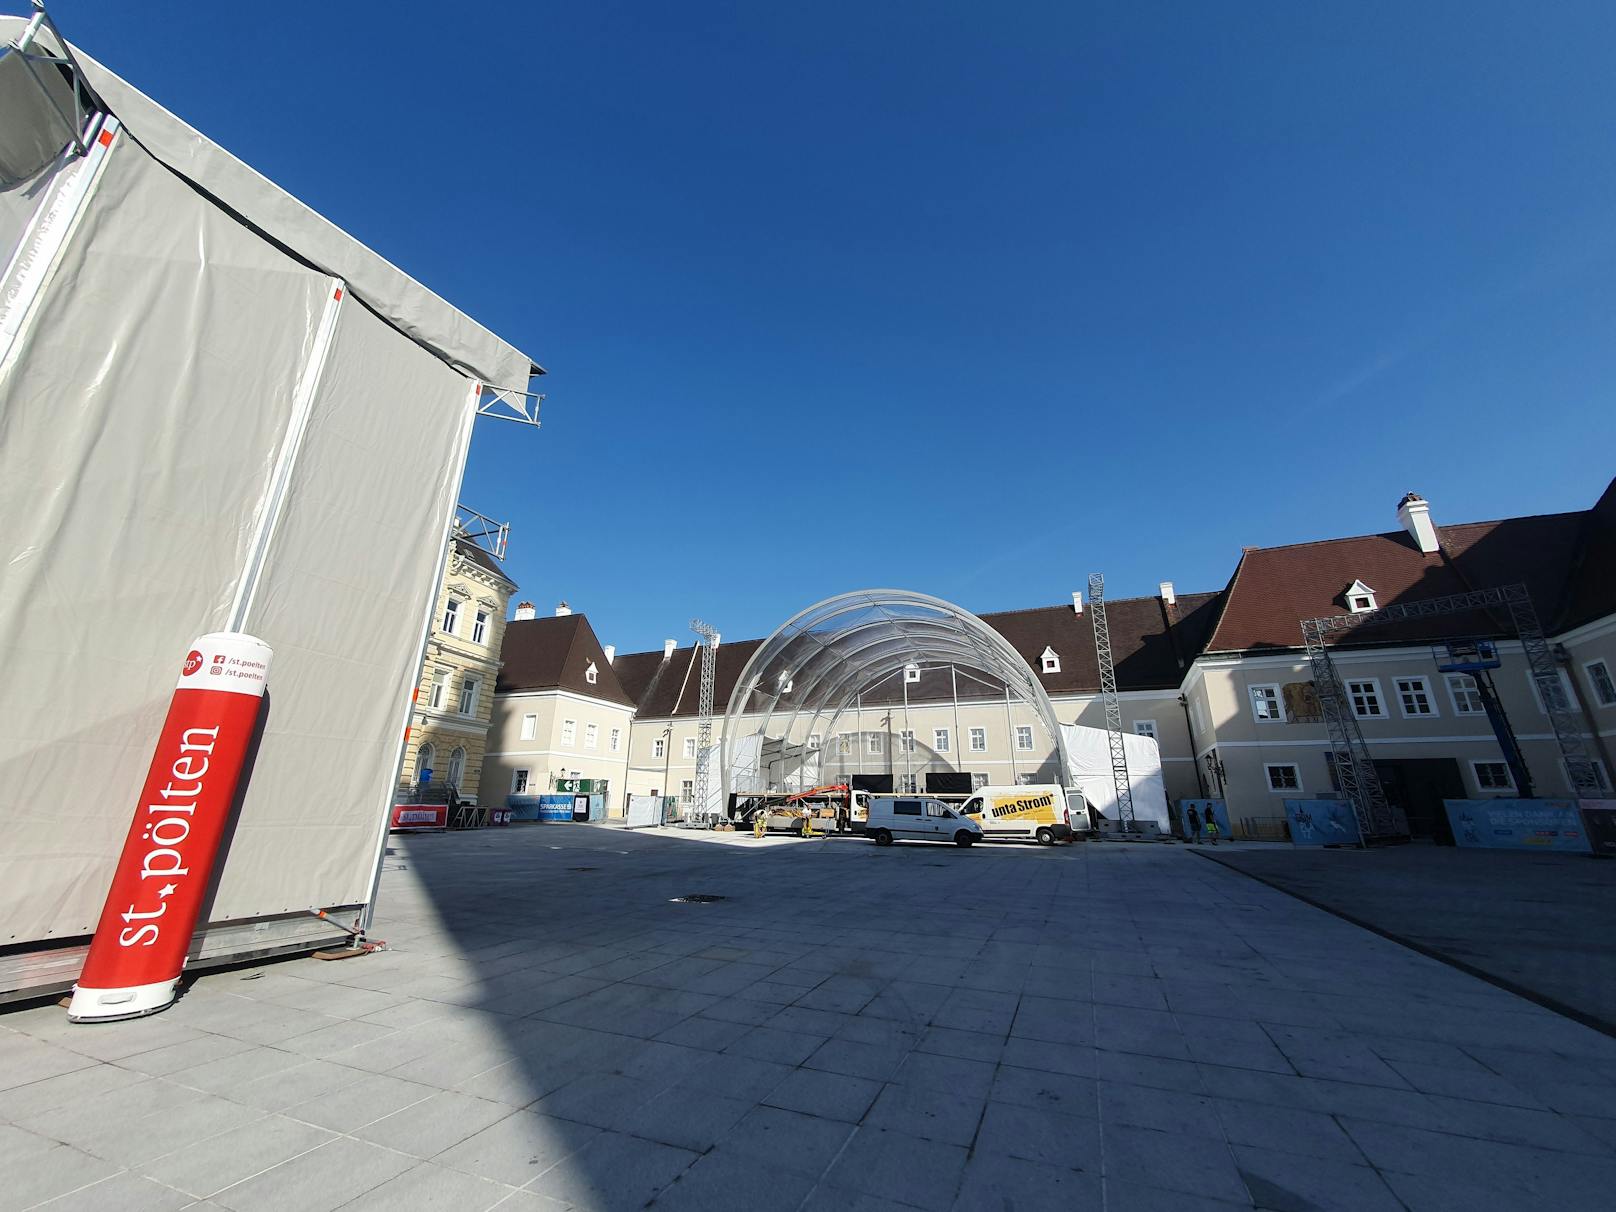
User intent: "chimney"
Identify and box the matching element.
[513,601,535,621]
[1158,581,1176,606]
[1397,492,1440,554]
[1071,591,1083,615]
[604,645,616,664]
[554,601,572,617]
[663,639,677,661]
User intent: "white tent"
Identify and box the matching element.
[1061,724,1171,832]
[0,18,535,997]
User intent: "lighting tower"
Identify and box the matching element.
[1088,573,1136,832]
[690,618,720,823]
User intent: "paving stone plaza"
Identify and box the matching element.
[5,827,1616,1211]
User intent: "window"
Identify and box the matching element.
[1265,763,1301,792]
[416,742,435,782]
[472,610,488,644]
[1041,646,1060,675]
[904,666,921,684]
[561,718,576,746]
[1015,726,1034,752]
[585,661,598,685]
[969,727,986,753]
[512,769,530,794]
[898,775,918,793]
[1017,773,1036,786]
[680,779,694,803]
[585,723,598,750]
[899,730,915,753]
[653,736,665,759]
[447,746,466,788]
[428,668,449,709]
[520,713,537,741]
[683,737,697,759]
[837,735,852,755]
[971,773,989,790]
[1344,580,1376,614]
[1586,660,1616,708]
[458,677,480,717]
[1472,760,1514,792]
[1395,676,1436,718]
[1528,670,1575,714]
[868,733,884,755]
[893,799,922,815]
[609,728,622,753]
[1249,684,1283,723]
[933,728,950,753]
[1445,673,1485,716]
[1346,679,1383,718]
[808,733,821,751]
[1133,720,1158,740]
[441,598,460,634]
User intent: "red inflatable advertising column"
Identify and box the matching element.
[69,633,272,1023]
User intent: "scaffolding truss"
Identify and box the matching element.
[475,383,544,427]
[690,618,719,824]
[1302,582,1600,844]
[452,504,509,561]
[1088,573,1135,831]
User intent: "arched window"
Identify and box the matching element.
[447,746,467,789]
[416,742,435,784]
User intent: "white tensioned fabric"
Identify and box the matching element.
[0,17,536,389]
[721,590,1071,800]
[0,133,331,942]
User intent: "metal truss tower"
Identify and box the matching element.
[1088,573,1135,831]
[1303,582,1599,844]
[690,619,720,823]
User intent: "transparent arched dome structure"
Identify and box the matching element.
[720,589,1070,802]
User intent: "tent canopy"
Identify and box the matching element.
[721,590,1071,800]
[0,15,539,389]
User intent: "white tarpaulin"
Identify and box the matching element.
[0,26,523,966]
[0,17,536,390]
[1061,724,1170,832]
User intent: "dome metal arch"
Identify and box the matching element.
[720,589,1070,801]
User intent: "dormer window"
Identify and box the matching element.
[1040,646,1060,674]
[585,661,598,685]
[904,665,921,684]
[1344,580,1377,614]
[777,671,793,694]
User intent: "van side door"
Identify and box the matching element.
[891,797,924,837]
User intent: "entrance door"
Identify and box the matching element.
[1374,759,1465,844]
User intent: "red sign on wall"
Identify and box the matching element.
[68,633,272,1022]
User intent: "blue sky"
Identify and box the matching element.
[62,1,1616,654]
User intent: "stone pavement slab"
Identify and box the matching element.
[1199,844,1616,1033]
[4,826,1616,1210]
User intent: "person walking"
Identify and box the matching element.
[1205,808,1221,846]
[1185,804,1202,845]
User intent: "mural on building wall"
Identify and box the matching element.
[1282,680,1322,723]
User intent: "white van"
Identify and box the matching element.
[960,784,1087,845]
[863,796,984,847]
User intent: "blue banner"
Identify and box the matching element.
[1283,799,1362,847]
[1179,799,1231,837]
[1444,799,1591,854]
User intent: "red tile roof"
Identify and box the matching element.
[496,614,636,707]
[1205,509,1591,653]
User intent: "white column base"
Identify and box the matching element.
[67,977,179,1023]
